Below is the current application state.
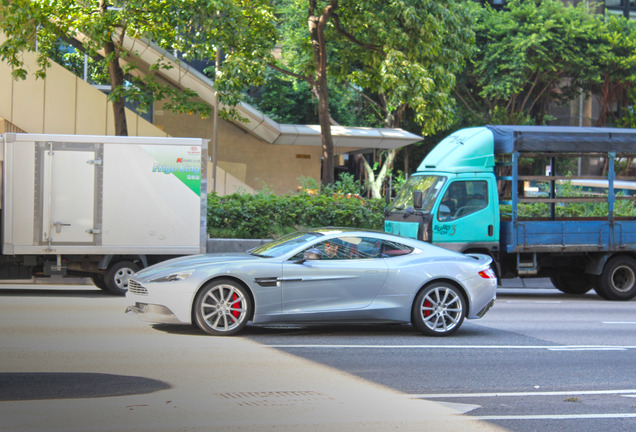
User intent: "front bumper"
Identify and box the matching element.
[125,302,184,324]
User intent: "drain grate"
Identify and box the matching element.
[216,391,336,407]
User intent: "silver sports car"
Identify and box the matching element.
[125,228,496,336]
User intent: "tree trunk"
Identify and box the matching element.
[99,0,127,136]
[361,149,398,199]
[309,1,336,186]
[104,39,128,136]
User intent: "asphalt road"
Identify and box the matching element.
[1,281,635,432]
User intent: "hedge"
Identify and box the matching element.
[207,192,386,239]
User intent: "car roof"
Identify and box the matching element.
[300,227,451,252]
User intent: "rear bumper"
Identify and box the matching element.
[475,298,495,318]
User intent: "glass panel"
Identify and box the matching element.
[438,181,489,222]
[388,175,447,214]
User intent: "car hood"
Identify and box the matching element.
[134,253,261,280]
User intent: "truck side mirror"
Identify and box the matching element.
[413,191,423,209]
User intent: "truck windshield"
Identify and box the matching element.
[388,175,446,214]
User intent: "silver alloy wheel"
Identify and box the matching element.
[196,281,250,335]
[412,283,466,336]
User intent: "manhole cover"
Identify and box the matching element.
[216,391,336,407]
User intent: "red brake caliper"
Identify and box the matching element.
[231,293,240,318]
[424,300,431,317]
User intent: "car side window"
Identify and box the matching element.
[380,241,413,258]
[438,180,488,222]
[297,237,388,261]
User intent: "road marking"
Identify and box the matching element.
[409,389,636,399]
[603,321,636,325]
[270,344,636,350]
[475,413,636,420]
[503,300,563,304]
[547,347,627,351]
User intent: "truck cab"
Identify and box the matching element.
[385,127,499,255]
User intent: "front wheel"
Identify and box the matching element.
[596,256,636,301]
[193,279,252,336]
[412,283,466,336]
[104,260,140,296]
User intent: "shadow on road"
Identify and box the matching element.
[0,372,171,401]
[0,287,112,298]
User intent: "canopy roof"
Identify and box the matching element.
[488,125,636,154]
[121,37,422,150]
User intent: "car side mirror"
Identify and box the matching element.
[413,191,423,209]
[295,248,321,264]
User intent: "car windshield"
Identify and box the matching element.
[388,175,446,214]
[248,232,324,258]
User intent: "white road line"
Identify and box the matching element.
[548,347,627,351]
[603,321,636,325]
[409,389,636,399]
[475,413,636,420]
[270,344,636,350]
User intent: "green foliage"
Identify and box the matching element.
[207,191,386,239]
[0,0,277,125]
[457,0,606,125]
[503,180,636,219]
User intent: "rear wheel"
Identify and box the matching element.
[550,274,593,295]
[596,256,636,301]
[193,279,252,336]
[412,283,466,336]
[104,260,140,296]
[91,275,108,291]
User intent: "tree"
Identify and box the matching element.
[456,0,605,125]
[335,0,474,197]
[594,15,636,127]
[0,0,276,135]
[267,0,473,192]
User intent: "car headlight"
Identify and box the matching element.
[150,270,195,283]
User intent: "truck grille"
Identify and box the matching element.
[128,279,148,296]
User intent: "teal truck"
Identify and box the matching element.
[385,125,636,300]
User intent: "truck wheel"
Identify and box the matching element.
[550,274,593,295]
[597,256,636,301]
[91,276,108,291]
[104,261,140,296]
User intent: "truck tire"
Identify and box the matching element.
[91,276,108,291]
[550,274,593,295]
[596,256,636,301]
[104,260,140,296]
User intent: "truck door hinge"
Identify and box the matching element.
[87,159,103,165]
[86,228,102,235]
[53,222,71,233]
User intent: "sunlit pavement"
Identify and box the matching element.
[0,282,510,432]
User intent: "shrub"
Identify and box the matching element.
[207,191,386,239]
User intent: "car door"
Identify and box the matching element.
[280,236,389,313]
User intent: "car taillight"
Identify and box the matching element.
[479,268,496,279]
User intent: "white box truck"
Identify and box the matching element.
[0,133,208,295]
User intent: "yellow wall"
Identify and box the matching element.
[0,50,332,195]
[0,52,165,138]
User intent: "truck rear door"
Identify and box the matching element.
[39,142,100,245]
